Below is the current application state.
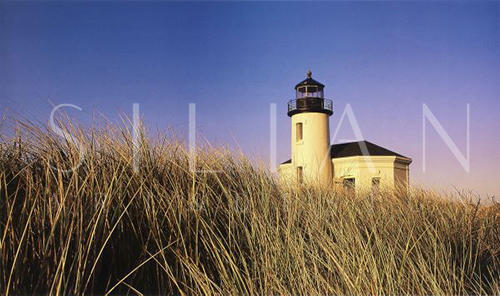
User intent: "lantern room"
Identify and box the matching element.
[287,70,333,117]
[295,70,325,99]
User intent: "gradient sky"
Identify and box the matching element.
[1,1,499,197]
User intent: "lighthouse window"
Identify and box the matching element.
[372,177,380,193]
[343,178,355,192]
[296,123,303,142]
[297,166,303,183]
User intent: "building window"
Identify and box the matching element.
[372,177,380,193]
[296,123,303,142]
[297,166,303,184]
[343,178,355,192]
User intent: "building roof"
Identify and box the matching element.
[281,140,410,164]
[294,70,325,90]
[294,77,325,90]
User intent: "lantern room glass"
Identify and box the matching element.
[296,86,324,99]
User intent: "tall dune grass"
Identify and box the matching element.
[0,119,498,295]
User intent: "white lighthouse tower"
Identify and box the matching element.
[287,70,333,186]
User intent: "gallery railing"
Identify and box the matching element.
[287,98,333,116]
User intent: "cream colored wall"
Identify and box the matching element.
[394,158,411,189]
[279,155,411,191]
[291,112,332,186]
[332,155,411,192]
[277,163,294,183]
[332,156,395,192]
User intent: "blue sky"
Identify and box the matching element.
[1,1,499,196]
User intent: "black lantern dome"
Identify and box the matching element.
[288,70,333,117]
[295,70,325,98]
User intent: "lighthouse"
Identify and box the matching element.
[279,71,412,192]
[287,70,333,186]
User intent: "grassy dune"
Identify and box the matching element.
[0,120,498,295]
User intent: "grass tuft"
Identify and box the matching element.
[0,118,498,294]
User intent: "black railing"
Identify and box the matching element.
[287,98,333,116]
